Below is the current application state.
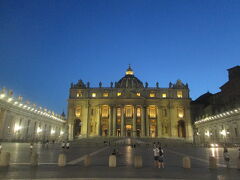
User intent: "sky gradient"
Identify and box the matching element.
[1,0,240,114]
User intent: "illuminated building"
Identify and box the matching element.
[0,88,66,141]
[193,66,240,145]
[67,66,193,140]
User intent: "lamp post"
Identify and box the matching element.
[220,129,229,146]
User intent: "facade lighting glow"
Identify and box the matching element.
[0,94,5,99]
[0,88,65,123]
[205,131,210,137]
[14,124,22,132]
[51,129,56,135]
[7,98,13,102]
[195,107,240,125]
[37,127,42,133]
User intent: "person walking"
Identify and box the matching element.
[153,146,160,167]
[30,142,33,153]
[61,141,65,149]
[66,142,70,149]
[223,147,230,168]
[158,146,165,168]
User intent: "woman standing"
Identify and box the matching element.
[159,146,165,168]
[223,147,230,168]
[153,146,159,167]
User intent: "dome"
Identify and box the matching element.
[116,66,144,88]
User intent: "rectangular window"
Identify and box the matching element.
[75,106,81,117]
[117,108,121,117]
[125,106,132,117]
[137,108,141,117]
[149,107,156,118]
[177,90,183,98]
[178,108,184,118]
[103,93,109,97]
[77,91,82,97]
[136,93,140,96]
[162,93,167,98]
[150,93,155,97]
[92,93,96,97]
[102,106,109,117]
[117,92,122,96]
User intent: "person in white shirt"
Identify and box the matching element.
[61,141,65,149]
[153,146,160,167]
[66,142,70,149]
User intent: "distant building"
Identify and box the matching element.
[0,88,67,142]
[192,66,240,145]
[67,66,193,140]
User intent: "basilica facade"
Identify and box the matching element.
[67,66,193,140]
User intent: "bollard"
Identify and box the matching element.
[217,175,225,180]
[58,153,66,167]
[30,152,38,166]
[209,156,217,169]
[237,158,240,170]
[109,155,116,167]
[134,155,142,168]
[84,155,91,167]
[0,152,10,167]
[183,156,191,169]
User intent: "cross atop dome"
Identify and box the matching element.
[125,64,134,75]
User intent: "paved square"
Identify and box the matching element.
[0,138,239,180]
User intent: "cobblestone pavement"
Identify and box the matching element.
[0,138,239,179]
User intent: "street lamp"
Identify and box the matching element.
[220,129,230,146]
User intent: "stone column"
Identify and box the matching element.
[108,105,113,136]
[121,106,125,137]
[185,104,193,141]
[112,106,117,136]
[97,105,101,136]
[169,102,175,137]
[0,109,7,140]
[157,106,162,137]
[86,103,91,138]
[141,106,146,137]
[68,123,73,140]
[133,106,137,137]
[146,107,149,137]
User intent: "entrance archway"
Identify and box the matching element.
[74,119,81,138]
[126,125,132,137]
[178,120,186,138]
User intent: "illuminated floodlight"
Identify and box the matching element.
[210,144,214,147]
[220,129,226,136]
[215,144,218,147]
[14,124,22,132]
[205,131,210,137]
[7,98,13,102]
[51,129,56,135]
[0,93,6,99]
[37,127,42,133]
[60,131,64,135]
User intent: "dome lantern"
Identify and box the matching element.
[126,64,134,75]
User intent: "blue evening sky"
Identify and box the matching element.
[0,0,240,114]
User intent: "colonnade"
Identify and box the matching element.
[96,105,161,138]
